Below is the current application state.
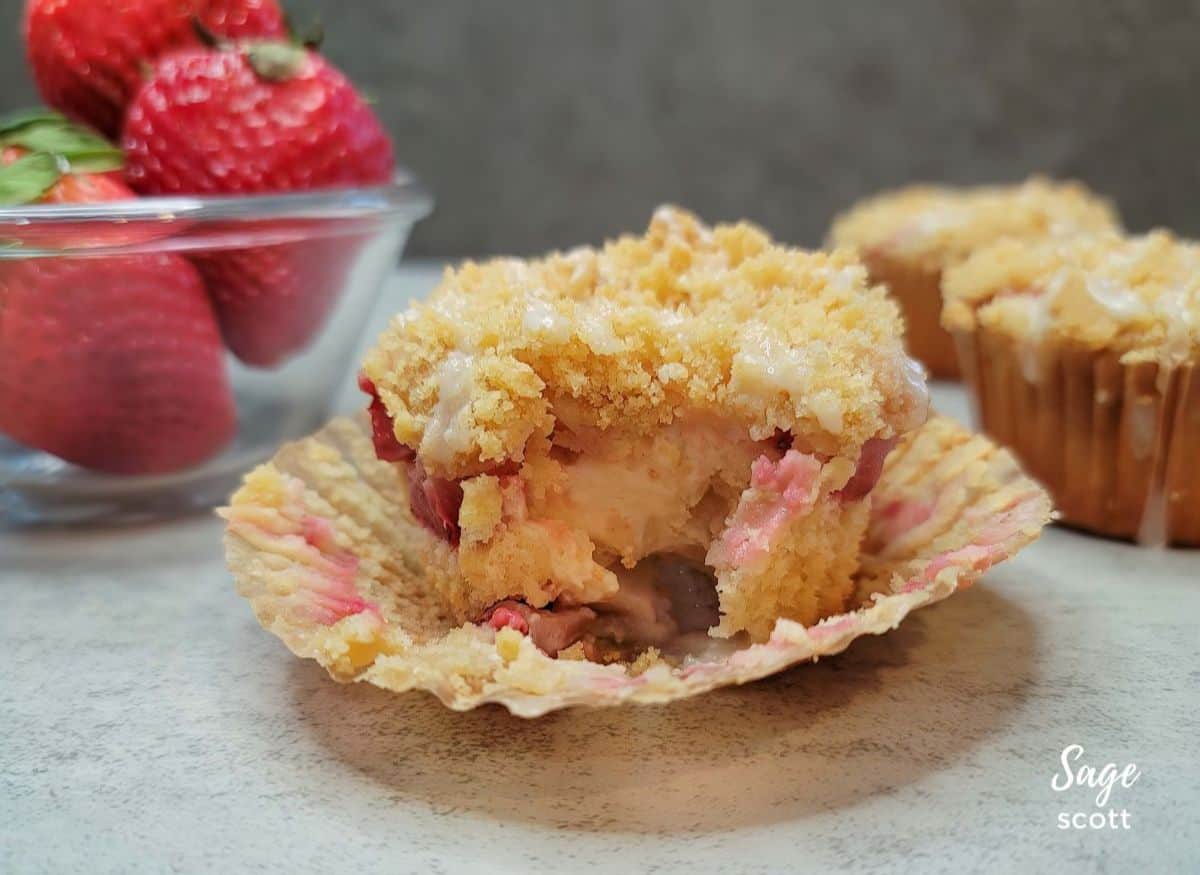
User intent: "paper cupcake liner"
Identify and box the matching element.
[865,250,961,379]
[222,415,1050,717]
[955,327,1199,546]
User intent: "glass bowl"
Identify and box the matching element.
[0,173,432,527]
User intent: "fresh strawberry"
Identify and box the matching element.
[0,146,129,204]
[122,40,395,367]
[122,41,394,196]
[0,257,238,474]
[183,231,369,368]
[24,0,286,138]
[0,110,144,249]
[0,117,236,474]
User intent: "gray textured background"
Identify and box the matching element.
[2,0,1198,255]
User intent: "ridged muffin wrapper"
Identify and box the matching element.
[955,327,1199,546]
[864,250,961,380]
[222,415,1050,717]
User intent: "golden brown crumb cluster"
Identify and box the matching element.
[943,230,1200,367]
[829,177,1119,271]
[362,207,928,479]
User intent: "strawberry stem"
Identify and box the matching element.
[297,21,325,51]
[283,11,325,51]
[191,18,224,49]
[245,42,309,82]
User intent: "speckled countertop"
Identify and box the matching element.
[2,265,1197,874]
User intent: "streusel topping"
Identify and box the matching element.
[829,177,1119,271]
[943,230,1200,369]
[362,207,929,478]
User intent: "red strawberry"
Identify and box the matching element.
[123,42,395,196]
[0,119,236,475]
[0,257,238,474]
[122,41,395,367]
[0,110,144,249]
[0,110,197,251]
[24,0,286,139]
[184,231,370,368]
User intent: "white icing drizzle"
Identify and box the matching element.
[1019,334,1049,384]
[892,204,972,253]
[657,362,689,384]
[897,354,931,431]
[1020,271,1068,383]
[1136,482,1169,548]
[1086,275,1146,319]
[577,300,624,355]
[818,264,864,293]
[420,352,478,465]
[731,326,810,396]
[522,296,572,342]
[810,391,845,433]
[1128,400,1158,462]
[1155,286,1194,388]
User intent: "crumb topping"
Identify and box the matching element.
[943,230,1200,368]
[363,206,928,478]
[829,177,1119,271]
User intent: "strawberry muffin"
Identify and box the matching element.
[223,208,1052,714]
[945,231,1200,546]
[357,206,929,645]
[829,178,1120,379]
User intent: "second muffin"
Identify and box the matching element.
[829,178,1120,379]
[944,230,1199,546]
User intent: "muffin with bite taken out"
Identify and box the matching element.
[357,206,931,646]
[222,207,1054,715]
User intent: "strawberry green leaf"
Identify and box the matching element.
[61,150,125,174]
[0,109,70,138]
[0,110,123,173]
[0,153,64,205]
[190,18,229,50]
[3,125,123,170]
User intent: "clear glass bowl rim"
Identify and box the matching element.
[0,170,432,228]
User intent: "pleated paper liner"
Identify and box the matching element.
[955,326,1199,546]
[222,415,1050,717]
[864,249,961,380]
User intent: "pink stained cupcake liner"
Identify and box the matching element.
[222,414,1051,717]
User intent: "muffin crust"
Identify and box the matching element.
[830,177,1119,273]
[944,230,1200,372]
[363,206,929,479]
